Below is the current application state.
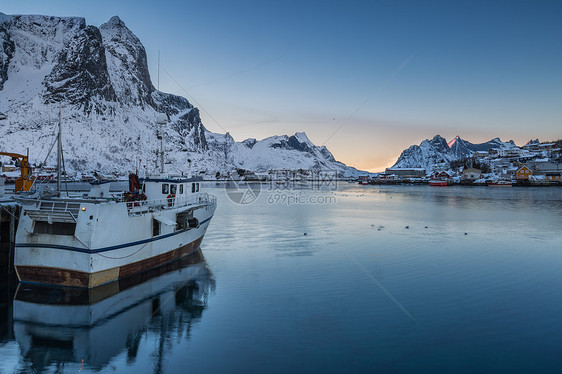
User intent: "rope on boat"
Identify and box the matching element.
[93,240,150,260]
[0,204,19,220]
[73,235,94,253]
[73,232,150,259]
[74,233,151,259]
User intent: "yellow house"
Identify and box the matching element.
[1,165,17,172]
[516,165,532,180]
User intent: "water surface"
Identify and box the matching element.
[1,184,561,373]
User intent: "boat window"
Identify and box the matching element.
[196,183,200,192]
[192,183,195,193]
[34,221,76,236]
[152,219,160,236]
[162,184,169,194]
[179,184,184,194]
[170,184,177,194]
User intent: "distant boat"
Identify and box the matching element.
[487,180,512,187]
[80,173,96,182]
[429,180,448,187]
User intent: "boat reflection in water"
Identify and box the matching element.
[12,249,215,372]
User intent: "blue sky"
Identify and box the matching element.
[2,0,561,171]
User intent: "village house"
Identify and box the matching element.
[504,148,524,158]
[462,168,481,180]
[533,161,562,173]
[473,151,489,160]
[377,173,396,181]
[516,165,532,180]
[430,171,453,180]
[1,164,17,173]
[545,172,561,182]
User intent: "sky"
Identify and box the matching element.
[2,0,561,172]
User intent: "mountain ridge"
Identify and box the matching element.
[392,135,518,171]
[0,13,363,177]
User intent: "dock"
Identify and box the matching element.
[1,190,20,280]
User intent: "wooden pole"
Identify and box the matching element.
[57,103,62,197]
[8,206,14,275]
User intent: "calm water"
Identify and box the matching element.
[1,184,562,373]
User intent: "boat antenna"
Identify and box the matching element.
[157,49,160,91]
[57,103,62,196]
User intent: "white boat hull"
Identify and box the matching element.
[14,194,216,288]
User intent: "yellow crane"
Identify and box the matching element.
[0,152,35,192]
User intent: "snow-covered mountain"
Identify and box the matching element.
[0,13,362,177]
[448,135,517,158]
[392,135,517,171]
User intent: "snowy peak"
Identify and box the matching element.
[242,138,257,149]
[425,135,449,153]
[294,132,312,144]
[394,135,456,170]
[100,15,154,108]
[101,15,126,29]
[526,139,540,146]
[448,136,473,158]
[447,135,461,148]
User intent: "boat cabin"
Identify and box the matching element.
[141,176,202,201]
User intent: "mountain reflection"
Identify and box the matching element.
[10,251,215,373]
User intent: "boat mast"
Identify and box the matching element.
[160,133,165,175]
[156,113,167,175]
[57,103,62,196]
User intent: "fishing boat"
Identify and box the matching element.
[13,113,216,288]
[487,180,513,187]
[429,179,448,187]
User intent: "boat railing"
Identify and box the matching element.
[17,200,82,223]
[37,200,82,218]
[124,193,216,215]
